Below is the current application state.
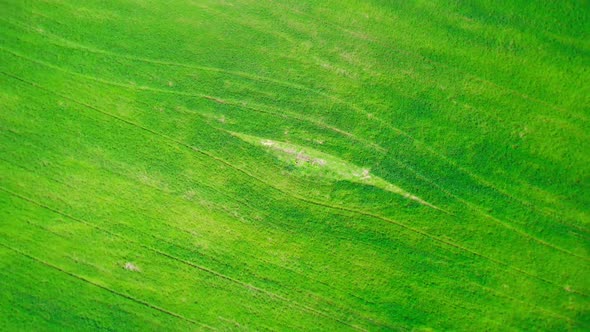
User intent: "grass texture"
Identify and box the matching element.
[0,0,589,330]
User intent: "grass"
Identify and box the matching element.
[0,0,588,330]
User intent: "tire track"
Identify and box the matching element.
[0,147,369,315]
[0,242,215,330]
[187,102,590,250]
[468,281,574,324]
[257,1,590,232]
[6,47,590,259]
[0,166,394,331]
[265,0,587,121]
[10,3,585,123]
[3,16,587,235]
[369,154,590,261]
[0,17,316,96]
[0,126,366,310]
[4,32,585,250]
[289,190,590,299]
[0,47,442,213]
[136,79,590,262]
[17,38,569,239]
[0,185,366,331]
[0,44,385,154]
[1,150,571,326]
[2,72,586,298]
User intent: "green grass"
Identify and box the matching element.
[0,0,588,330]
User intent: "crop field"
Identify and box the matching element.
[0,0,588,330]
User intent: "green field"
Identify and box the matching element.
[1,0,589,330]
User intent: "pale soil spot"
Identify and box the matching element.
[124,262,140,272]
[261,140,275,147]
[232,132,444,211]
[360,169,371,180]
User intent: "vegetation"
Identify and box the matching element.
[0,0,588,330]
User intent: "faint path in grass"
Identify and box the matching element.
[0,41,385,154]
[265,0,587,121]
[0,169,575,329]
[1,139,393,328]
[0,242,215,330]
[378,157,590,259]
[0,115,369,330]
[229,131,445,211]
[0,47,437,212]
[1,144,574,325]
[19,2,589,122]
[5,18,584,240]
[2,49,586,263]
[0,186,367,331]
[3,72,586,299]
[3,17,587,236]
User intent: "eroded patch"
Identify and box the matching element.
[232,132,443,211]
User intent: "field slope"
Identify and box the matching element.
[1,0,589,330]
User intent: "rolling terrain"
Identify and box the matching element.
[0,0,589,330]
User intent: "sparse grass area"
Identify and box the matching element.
[0,0,588,330]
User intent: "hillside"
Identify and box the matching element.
[1,0,589,330]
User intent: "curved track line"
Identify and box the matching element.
[0,47,441,213]
[0,186,365,331]
[290,192,589,298]
[469,281,573,324]
[374,156,590,261]
[8,5,585,122]
[249,3,590,231]
[265,0,586,121]
[11,48,577,261]
[0,242,215,330]
[2,54,587,260]
[1,145,385,327]
[3,72,585,298]
[3,18,587,232]
[139,86,590,241]
[0,43,385,154]
[3,26,584,238]
[0,17,316,95]
[1,152,571,326]
[15,39,576,241]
